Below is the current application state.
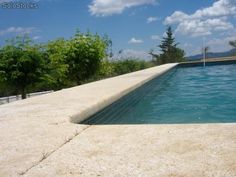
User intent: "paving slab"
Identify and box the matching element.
[23,124,236,177]
[0,63,177,177]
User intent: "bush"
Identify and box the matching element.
[0,35,45,99]
[112,59,153,75]
[66,31,109,84]
[40,38,70,90]
[0,31,155,98]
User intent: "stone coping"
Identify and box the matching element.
[0,63,178,177]
[23,124,236,177]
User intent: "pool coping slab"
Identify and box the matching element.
[23,123,236,177]
[0,63,179,177]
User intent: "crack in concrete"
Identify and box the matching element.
[19,125,91,176]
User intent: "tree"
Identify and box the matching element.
[42,38,70,90]
[112,59,152,75]
[150,26,185,64]
[0,35,45,99]
[97,59,114,78]
[66,30,109,84]
[203,46,210,59]
[149,49,159,58]
[229,40,236,48]
[229,40,236,56]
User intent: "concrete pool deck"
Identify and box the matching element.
[0,63,235,177]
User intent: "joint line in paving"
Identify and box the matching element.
[18,125,92,176]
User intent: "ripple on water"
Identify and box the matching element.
[83,64,236,124]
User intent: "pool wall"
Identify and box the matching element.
[81,67,178,125]
[70,63,178,123]
[0,63,177,176]
[1,61,236,177]
[82,58,236,125]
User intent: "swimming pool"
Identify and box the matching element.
[82,64,236,124]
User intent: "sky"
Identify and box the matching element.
[0,0,236,59]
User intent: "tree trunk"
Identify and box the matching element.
[21,87,27,99]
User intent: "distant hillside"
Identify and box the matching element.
[187,48,236,61]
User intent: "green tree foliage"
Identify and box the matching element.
[0,31,154,98]
[42,38,70,90]
[79,58,153,84]
[0,35,45,99]
[66,31,108,84]
[97,59,114,78]
[150,26,185,64]
[112,59,153,75]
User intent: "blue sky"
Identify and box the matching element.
[0,0,236,59]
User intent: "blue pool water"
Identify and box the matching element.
[82,64,236,124]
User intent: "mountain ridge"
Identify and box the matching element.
[187,48,236,61]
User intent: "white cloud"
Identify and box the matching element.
[189,47,203,56]
[128,37,143,44]
[32,36,41,40]
[184,35,236,56]
[192,0,236,19]
[0,27,36,36]
[179,42,195,56]
[175,18,233,37]
[182,42,193,48]
[89,0,157,16]
[165,0,236,23]
[147,16,159,23]
[150,35,160,40]
[182,34,236,55]
[206,35,236,51]
[164,0,236,37]
[114,49,151,60]
[164,11,189,24]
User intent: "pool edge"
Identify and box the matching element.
[70,63,179,124]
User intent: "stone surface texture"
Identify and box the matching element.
[0,63,235,177]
